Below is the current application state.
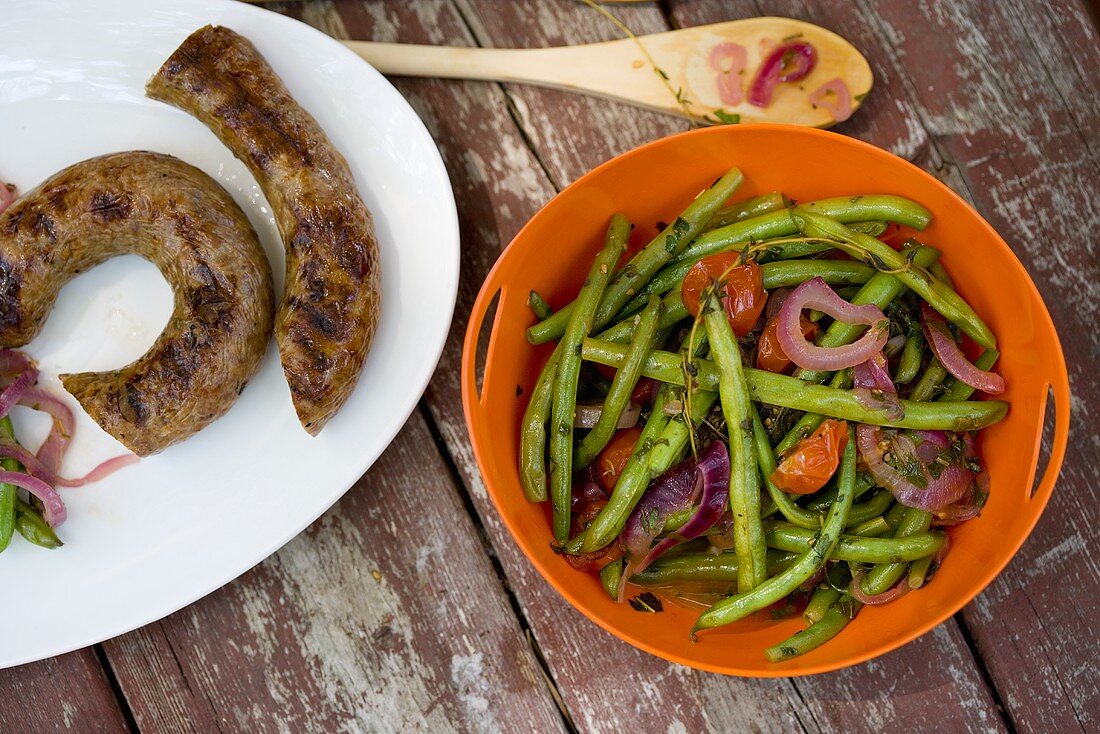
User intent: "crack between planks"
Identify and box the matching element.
[952,613,1021,734]
[93,644,142,734]
[416,400,578,734]
[1019,593,1090,731]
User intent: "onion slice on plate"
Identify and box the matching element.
[708,42,748,106]
[776,277,889,371]
[0,182,15,216]
[0,470,66,527]
[748,41,818,107]
[0,367,38,420]
[809,78,853,122]
[921,303,1005,394]
[19,387,76,474]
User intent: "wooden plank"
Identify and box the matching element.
[852,1,1100,731]
[0,649,131,733]
[100,410,565,733]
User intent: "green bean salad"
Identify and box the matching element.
[519,169,1007,662]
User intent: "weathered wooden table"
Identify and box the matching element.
[3,1,1097,731]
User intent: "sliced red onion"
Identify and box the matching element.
[921,304,1005,394]
[850,572,911,605]
[0,470,66,527]
[776,277,889,371]
[748,41,818,107]
[853,352,904,420]
[573,401,640,430]
[20,388,76,474]
[764,287,791,323]
[0,349,36,380]
[809,78,853,122]
[708,42,747,106]
[856,424,973,511]
[616,455,702,601]
[0,367,37,419]
[0,441,136,488]
[632,441,730,578]
[0,182,15,215]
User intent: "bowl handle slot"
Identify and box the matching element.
[465,284,504,408]
[1025,381,1070,504]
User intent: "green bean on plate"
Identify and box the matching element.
[517,170,1009,662]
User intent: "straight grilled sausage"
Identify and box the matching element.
[147,25,382,435]
[0,151,275,455]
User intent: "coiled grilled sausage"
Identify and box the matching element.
[148,25,382,435]
[0,151,275,455]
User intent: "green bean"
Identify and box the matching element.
[573,387,718,553]
[631,549,799,586]
[575,296,662,468]
[907,554,934,588]
[884,501,908,530]
[705,192,789,230]
[0,416,18,553]
[929,260,954,287]
[14,499,61,549]
[528,168,743,344]
[752,408,821,529]
[910,358,949,402]
[766,596,862,662]
[844,490,894,528]
[519,347,560,503]
[580,340,1009,431]
[673,195,932,271]
[895,333,923,384]
[793,210,995,348]
[693,427,857,632]
[528,290,553,320]
[766,523,945,563]
[846,220,889,237]
[615,256,874,323]
[940,349,1000,402]
[600,558,623,599]
[860,507,932,594]
[804,473,875,511]
[705,291,767,592]
[804,564,848,623]
[804,585,842,625]
[549,215,629,540]
[847,517,891,537]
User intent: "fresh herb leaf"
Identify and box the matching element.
[629,592,664,613]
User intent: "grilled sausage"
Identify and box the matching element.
[147,25,382,435]
[0,151,275,456]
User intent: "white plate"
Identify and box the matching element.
[0,0,458,667]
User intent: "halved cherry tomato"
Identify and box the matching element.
[770,419,849,494]
[595,426,642,492]
[563,499,623,570]
[680,253,767,336]
[878,222,920,250]
[756,314,818,374]
[630,377,658,407]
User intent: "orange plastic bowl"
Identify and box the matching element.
[461,124,1069,676]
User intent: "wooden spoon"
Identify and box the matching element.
[342,17,872,126]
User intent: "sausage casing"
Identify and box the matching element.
[0,151,275,455]
[147,25,382,435]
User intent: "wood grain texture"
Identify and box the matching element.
[857,1,1100,731]
[0,649,131,733]
[100,410,564,734]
